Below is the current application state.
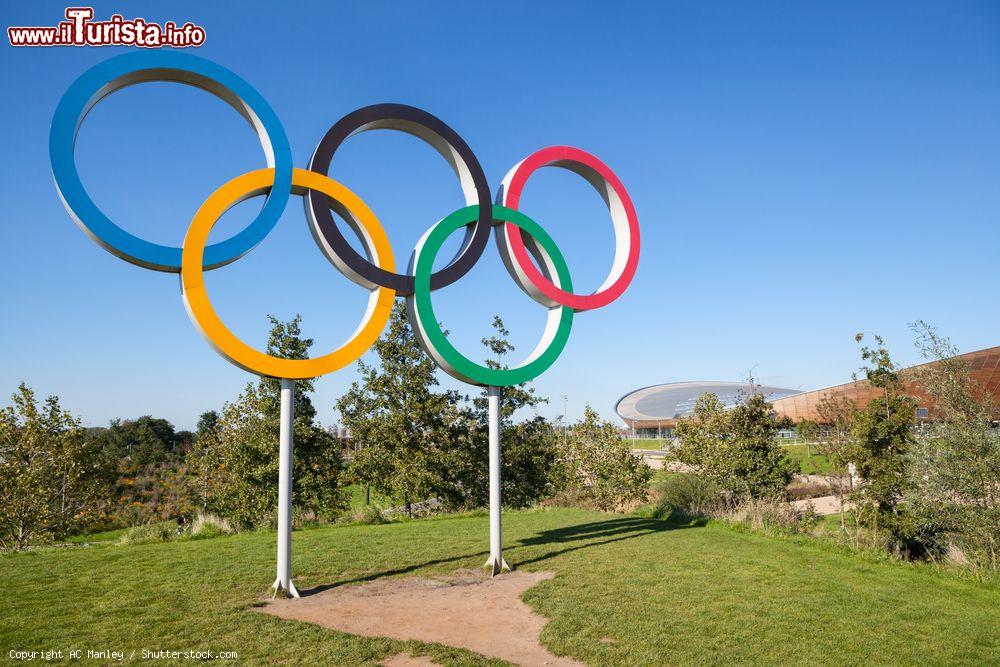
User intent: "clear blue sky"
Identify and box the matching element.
[2,1,998,431]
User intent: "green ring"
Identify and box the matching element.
[408,205,574,387]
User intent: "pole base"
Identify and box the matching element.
[483,554,511,577]
[271,576,300,600]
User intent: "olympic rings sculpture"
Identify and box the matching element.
[51,51,640,387]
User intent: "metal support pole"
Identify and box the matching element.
[484,386,510,576]
[272,378,299,599]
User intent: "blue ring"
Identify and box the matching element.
[49,51,292,272]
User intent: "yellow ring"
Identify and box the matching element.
[181,168,396,379]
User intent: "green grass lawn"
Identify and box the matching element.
[781,444,834,475]
[2,508,996,665]
[64,527,127,544]
[627,438,670,450]
[344,483,397,511]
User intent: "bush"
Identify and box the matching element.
[730,498,815,535]
[345,505,390,525]
[542,487,604,512]
[117,522,174,546]
[557,406,652,512]
[672,391,798,503]
[0,384,114,551]
[901,323,999,569]
[787,478,832,500]
[655,474,819,536]
[655,474,725,520]
[190,513,234,540]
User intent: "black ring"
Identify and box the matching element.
[306,104,492,295]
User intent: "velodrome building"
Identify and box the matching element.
[615,346,1000,438]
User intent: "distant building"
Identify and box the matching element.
[770,346,1000,423]
[616,346,1000,436]
[615,381,799,438]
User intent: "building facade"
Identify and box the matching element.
[769,346,1000,423]
[616,346,1000,433]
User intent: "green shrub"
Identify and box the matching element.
[189,513,234,540]
[800,503,821,533]
[655,473,724,520]
[542,487,604,512]
[556,406,653,512]
[672,391,798,503]
[730,498,809,535]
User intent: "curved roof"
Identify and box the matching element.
[615,381,801,422]
[770,345,1000,423]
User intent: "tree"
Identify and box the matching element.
[336,302,464,515]
[814,393,857,535]
[0,384,113,551]
[84,415,192,526]
[93,415,183,467]
[673,386,798,503]
[196,410,219,436]
[796,419,820,461]
[495,417,561,508]
[187,315,347,527]
[849,333,914,547]
[471,316,546,424]
[187,410,224,514]
[906,322,999,569]
[558,405,652,511]
[461,316,560,509]
[337,309,639,513]
[260,316,319,422]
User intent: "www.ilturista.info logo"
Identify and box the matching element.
[8,7,206,48]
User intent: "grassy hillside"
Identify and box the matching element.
[1,509,996,665]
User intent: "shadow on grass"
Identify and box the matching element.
[513,514,703,567]
[296,514,701,597]
[298,549,490,596]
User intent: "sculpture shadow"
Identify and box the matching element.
[296,513,698,597]
[511,514,703,567]
[297,549,490,597]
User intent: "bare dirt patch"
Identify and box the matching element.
[257,569,582,667]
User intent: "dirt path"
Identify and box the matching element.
[793,495,850,516]
[257,569,582,667]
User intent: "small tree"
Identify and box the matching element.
[560,405,652,511]
[796,419,820,461]
[191,316,347,527]
[906,322,999,569]
[472,316,546,424]
[814,393,857,535]
[0,384,112,551]
[186,410,225,513]
[673,387,798,504]
[460,316,560,509]
[336,302,464,515]
[849,333,914,548]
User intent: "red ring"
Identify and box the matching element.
[500,146,640,312]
